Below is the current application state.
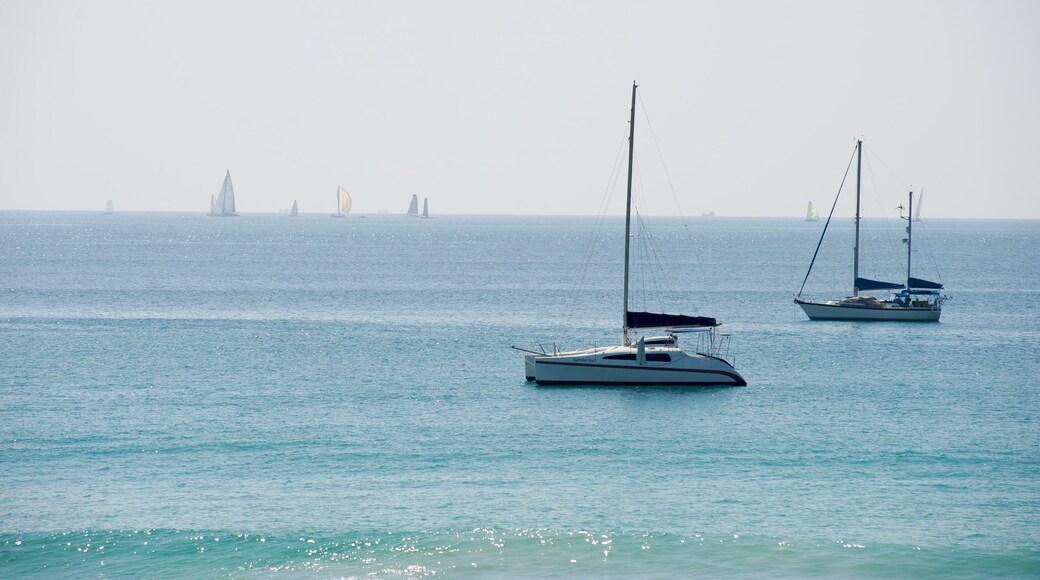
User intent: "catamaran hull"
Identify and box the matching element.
[796,300,940,321]
[527,354,745,386]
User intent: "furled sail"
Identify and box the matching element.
[908,277,942,289]
[406,194,419,217]
[338,186,352,214]
[855,277,904,291]
[626,311,718,329]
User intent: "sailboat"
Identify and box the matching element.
[794,139,946,321]
[914,189,923,222]
[209,170,238,216]
[288,200,298,217]
[514,82,745,386]
[104,200,114,214]
[331,186,351,217]
[421,197,430,218]
[805,201,819,221]
[406,194,419,217]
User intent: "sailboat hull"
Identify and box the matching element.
[795,299,940,321]
[526,346,746,386]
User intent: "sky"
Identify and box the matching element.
[1,0,1038,218]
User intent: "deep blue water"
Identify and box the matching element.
[1,212,1038,577]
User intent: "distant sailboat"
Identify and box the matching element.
[805,201,819,221]
[421,197,430,218]
[209,170,238,216]
[331,186,351,217]
[794,139,946,321]
[288,200,298,217]
[104,200,114,214]
[406,194,419,217]
[913,189,923,222]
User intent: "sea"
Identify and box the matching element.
[1,211,1037,578]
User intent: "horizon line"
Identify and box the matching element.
[0,209,1036,221]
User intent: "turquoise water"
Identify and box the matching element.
[1,212,1038,577]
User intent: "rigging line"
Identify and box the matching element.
[633,189,674,315]
[914,218,945,285]
[797,143,859,297]
[637,85,705,278]
[563,124,629,322]
[864,140,910,191]
[637,92,685,220]
[635,208,649,311]
[631,155,656,312]
[634,209,659,313]
[636,203,669,312]
[636,98,702,314]
[632,154,651,312]
[863,155,902,271]
[632,148,672,314]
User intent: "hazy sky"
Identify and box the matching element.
[1,0,1037,217]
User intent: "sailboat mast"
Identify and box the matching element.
[907,191,913,287]
[853,139,862,297]
[622,81,637,345]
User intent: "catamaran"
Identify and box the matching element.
[209,170,238,216]
[406,194,419,217]
[331,186,351,217]
[514,82,745,386]
[805,201,819,221]
[794,139,946,321]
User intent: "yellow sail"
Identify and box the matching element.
[338,186,352,214]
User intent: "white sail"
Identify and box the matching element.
[406,194,419,217]
[422,197,429,218]
[104,200,113,214]
[220,171,236,214]
[914,190,923,221]
[289,200,298,216]
[210,170,237,215]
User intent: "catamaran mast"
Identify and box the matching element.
[906,191,913,287]
[622,81,637,345]
[853,139,862,297]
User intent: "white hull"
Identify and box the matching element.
[796,299,940,321]
[526,345,745,386]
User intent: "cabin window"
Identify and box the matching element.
[603,353,672,362]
